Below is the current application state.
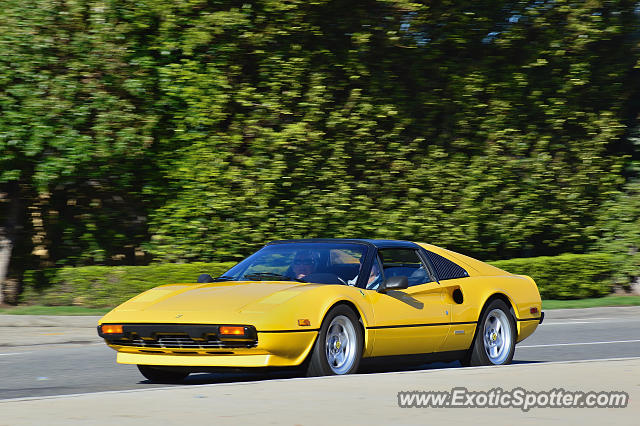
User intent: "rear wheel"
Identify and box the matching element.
[306,305,363,376]
[462,299,516,367]
[137,365,189,383]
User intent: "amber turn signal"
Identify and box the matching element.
[298,319,311,326]
[219,326,245,335]
[101,324,123,334]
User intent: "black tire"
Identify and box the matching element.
[306,305,363,376]
[137,365,189,383]
[461,299,516,367]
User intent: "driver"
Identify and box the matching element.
[291,250,319,280]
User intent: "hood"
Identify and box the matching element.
[100,281,307,325]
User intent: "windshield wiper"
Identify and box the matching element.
[212,275,236,282]
[242,273,305,282]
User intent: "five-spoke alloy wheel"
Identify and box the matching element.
[307,305,363,376]
[482,308,513,364]
[462,299,516,367]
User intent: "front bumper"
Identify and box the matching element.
[108,330,318,368]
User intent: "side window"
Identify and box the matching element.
[378,249,432,287]
[424,250,469,280]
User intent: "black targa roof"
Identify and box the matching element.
[267,238,420,250]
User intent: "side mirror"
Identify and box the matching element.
[378,275,408,293]
[197,273,215,283]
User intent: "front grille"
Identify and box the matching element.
[111,334,256,349]
[99,323,258,350]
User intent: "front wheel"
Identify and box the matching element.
[306,305,363,376]
[137,365,189,383]
[462,299,516,367]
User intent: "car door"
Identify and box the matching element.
[422,249,476,352]
[365,248,451,356]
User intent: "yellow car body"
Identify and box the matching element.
[98,239,542,375]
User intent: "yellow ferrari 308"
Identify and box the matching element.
[98,239,543,382]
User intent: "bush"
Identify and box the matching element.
[21,262,236,308]
[596,180,640,288]
[489,253,614,299]
[20,253,615,308]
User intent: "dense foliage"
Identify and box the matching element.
[2,1,640,301]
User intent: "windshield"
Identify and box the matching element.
[219,242,369,285]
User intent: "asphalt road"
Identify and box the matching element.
[1,306,639,400]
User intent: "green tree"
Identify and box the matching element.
[0,0,161,301]
[2,0,640,303]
